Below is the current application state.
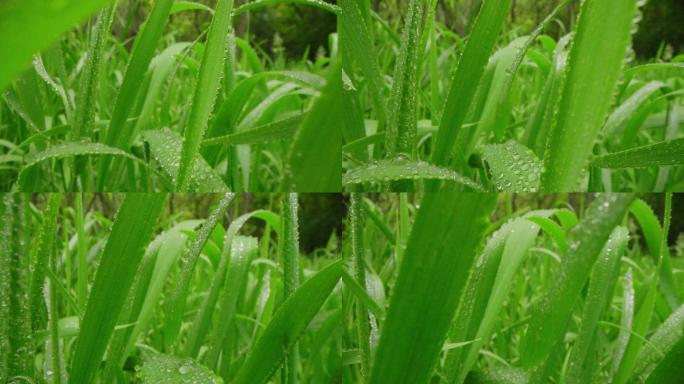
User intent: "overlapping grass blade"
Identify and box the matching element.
[232,0,341,16]
[520,193,635,368]
[70,194,166,384]
[201,113,304,147]
[164,193,234,346]
[541,0,639,190]
[368,193,497,384]
[565,226,629,384]
[177,0,234,191]
[138,354,222,383]
[592,137,684,169]
[644,337,684,384]
[429,0,512,174]
[232,260,343,384]
[633,302,684,380]
[143,129,228,191]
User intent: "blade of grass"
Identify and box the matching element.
[482,140,542,192]
[368,193,497,384]
[177,0,234,191]
[592,137,684,169]
[565,226,629,384]
[520,193,635,368]
[541,0,639,190]
[28,193,63,332]
[70,193,166,384]
[164,193,235,347]
[429,0,513,186]
[232,260,343,384]
[344,159,484,191]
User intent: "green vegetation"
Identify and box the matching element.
[342,0,684,191]
[0,0,341,191]
[0,193,342,383]
[2,192,684,383]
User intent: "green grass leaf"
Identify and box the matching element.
[177,0,234,191]
[343,159,484,191]
[541,0,639,190]
[482,140,542,192]
[137,354,222,383]
[70,194,166,384]
[592,137,684,169]
[369,193,497,384]
[520,193,635,368]
[232,259,343,384]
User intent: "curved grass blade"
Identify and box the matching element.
[232,260,343,384]
[164,193,235,346]
[368,193,497,384]
[286,63,342,192]
[482,140,542,192]
[70,194,166,384]
[520,193,635,368]
[343,159,484,191]
[17,142,164,191]
[541,0,639,191]
[204,236,258,368]
[429,0,512,177]
[202,113,304,147]
[629,198,679,309]
[565,226,629,384]
[349,193,371,376]
[184,210,280,358]
[143,129,228,192]
[0,0,117,91]
[592,137,684,169]
[613,193,673,384]
[177,0,234,191]
[451,210,554,384]
[171,1,215,14]
[602,80,665,136]
[633,302,684,380]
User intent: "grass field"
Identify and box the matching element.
[1,192,683,383]
[341,0,684,192]
[0,0,341,192]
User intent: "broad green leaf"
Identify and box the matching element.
[343,159,484,191]
[633,302,684,380]
[232,260,343,384]
[482,140,542,192]
[143,129,228,192]
[592,137,684,168]
[286,63,342,192]
[0,0,116,91]
[369,193,497,384]
[520,194,635,367]
[542,0,639,191]
[137,354,222,383]
[70,194,166,384]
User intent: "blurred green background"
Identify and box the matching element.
[122,0,683,60]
